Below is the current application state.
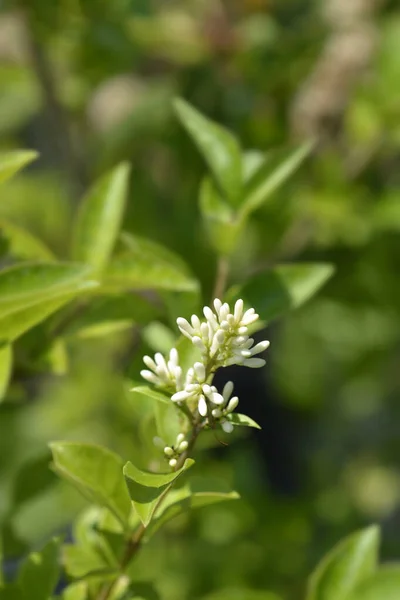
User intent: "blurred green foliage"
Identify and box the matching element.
[0,0,399,598]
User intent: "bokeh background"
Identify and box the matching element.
[0,1,399,599]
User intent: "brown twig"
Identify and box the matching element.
[212,255,230,301]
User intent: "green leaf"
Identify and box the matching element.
[19,537,60,600]
[0,150,38,186]
[307,525,380,600]
[240,142,314,218]
[0,219,55,261]
[131,385,171,405]
[104,234,198,292]
[63,543,115,580]
[199,177,243,256]
[242,150,267,182]
[0,262,95,319]
[154,400,183,447]
[72,162,131,272]
[238,263,335,324]
[123,458,194,526]
[62,293,161,339]
[147,477,239,537]
[63,582,88,600]
[49,442,132,528]
[173,98,242,204]
[224,413,261,429]
[11,453,57,511]
[348,566,400,600]
[0,343,12,401]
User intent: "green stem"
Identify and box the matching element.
[212,255,230,301]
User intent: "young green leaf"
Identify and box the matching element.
[123,458,194,526]
[0,219,55,261]
[174,98,242,204]
[104,234,198,292]
[0,344,12,402]
[240,141,314,219]
[62,582,88,600]
[307,525,380,600]
[348,566,400,600]
[49,442,132,528]
[0,262,95,319]
[19,537,60,600]
[224,413,261,429]
[72,162,130,272]
[237,263,335,324]
[0,150,38,186]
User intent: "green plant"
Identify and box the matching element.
[0,99,397,600]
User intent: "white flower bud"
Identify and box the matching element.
[211,408,222,418]
[143,355,157,370]
[226,396,239,413]
[164,446,174,457]
[234,299,244,321]
[243,357,266,368]
[178,440,189,453]
[192,336,206,351]
[194,362,206,381]
[249,340,270,355]
[140,370,159,384]
[176,433,185,445]
[169,458,177,468]
[213,298,223,314]
[171,390,191,402]
[191,314,201,329]
[177,317,194,337]
[222,381,234,402]
[198,396,208,417]
[221,420,234,433]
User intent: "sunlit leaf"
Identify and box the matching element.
[49,442,132,528]
[123,458,194,526]
[72,162,131,272]
[62,581,88,600]
[174,98,242,204]
[307,525,380,600]
[224,413,261,429]
[0,219,55,261]
[0,150,38,186]
[238,263,335,324]
[0,262,95,319]
[348,566,400,600]
[0,344,12,402]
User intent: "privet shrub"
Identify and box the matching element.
[0,101,398,599]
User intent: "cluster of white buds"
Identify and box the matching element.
[163,433,189,468]
[177,299,269,369]
[141,348,184,391]
[140,299,268,442]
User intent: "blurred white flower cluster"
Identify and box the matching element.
[141,299,269,438]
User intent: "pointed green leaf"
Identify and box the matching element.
[19,537,60,600]
[348,566,400,600]
[0,262,95,319]
[225,413,261,429]
[49,442,132,528]
[63,544,115,580]
[123,458,194,526]
[238,263,335,324]
[72,163,131,272]
[104,234,198,292]
[0,150,38,186]
[147,477,239,537]
[240,141,314,218]
[174,98,242,204]
[131,385,171,405]
[242,150,267,182]
[307,526,380,600]
[0,344,12,402]
[0,219,55,261]
[0,281,97,342]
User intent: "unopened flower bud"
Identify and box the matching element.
[164,446,174,457]
[169,458,177,468]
